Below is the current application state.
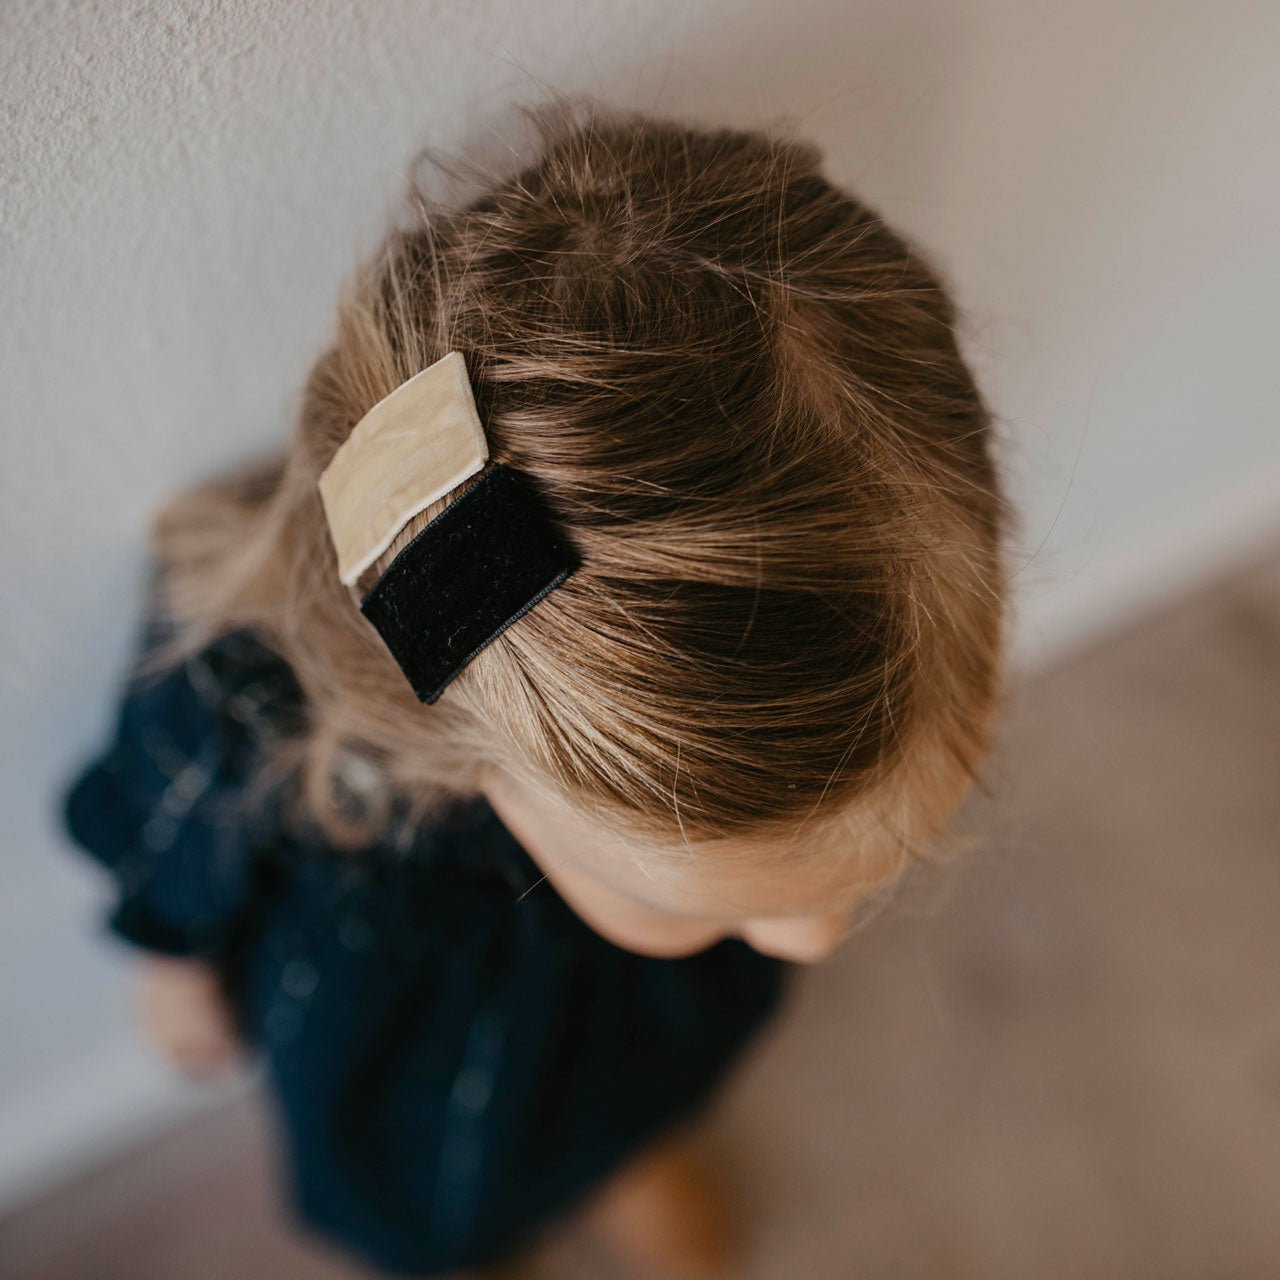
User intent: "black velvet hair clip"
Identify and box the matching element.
[317,351,578,703]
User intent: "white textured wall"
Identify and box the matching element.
[2,0,1277,1207]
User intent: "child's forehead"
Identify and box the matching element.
[529,788,915,921]
[485,743,973,918]
[608,845,900,920]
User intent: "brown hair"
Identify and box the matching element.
[146,94,1014,862]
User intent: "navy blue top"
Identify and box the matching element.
[60,612,788,1276]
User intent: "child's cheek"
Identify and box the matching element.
[555,884,732,959]
[736,912,852,964]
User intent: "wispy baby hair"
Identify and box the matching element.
[148,93,1013,855]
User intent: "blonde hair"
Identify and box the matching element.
[145,94,1014,860]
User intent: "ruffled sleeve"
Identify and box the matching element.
[59,606,306,961]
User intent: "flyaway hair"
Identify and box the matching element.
[144,94,1014,858]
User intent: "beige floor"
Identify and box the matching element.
[3,535,1279,1280]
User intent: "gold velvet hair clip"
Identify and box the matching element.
[318,351,579,704]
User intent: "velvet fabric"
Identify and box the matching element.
[360,464,578,704]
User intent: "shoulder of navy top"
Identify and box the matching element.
[59,605,542,961]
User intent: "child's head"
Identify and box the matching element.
[153,97,1010,957]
